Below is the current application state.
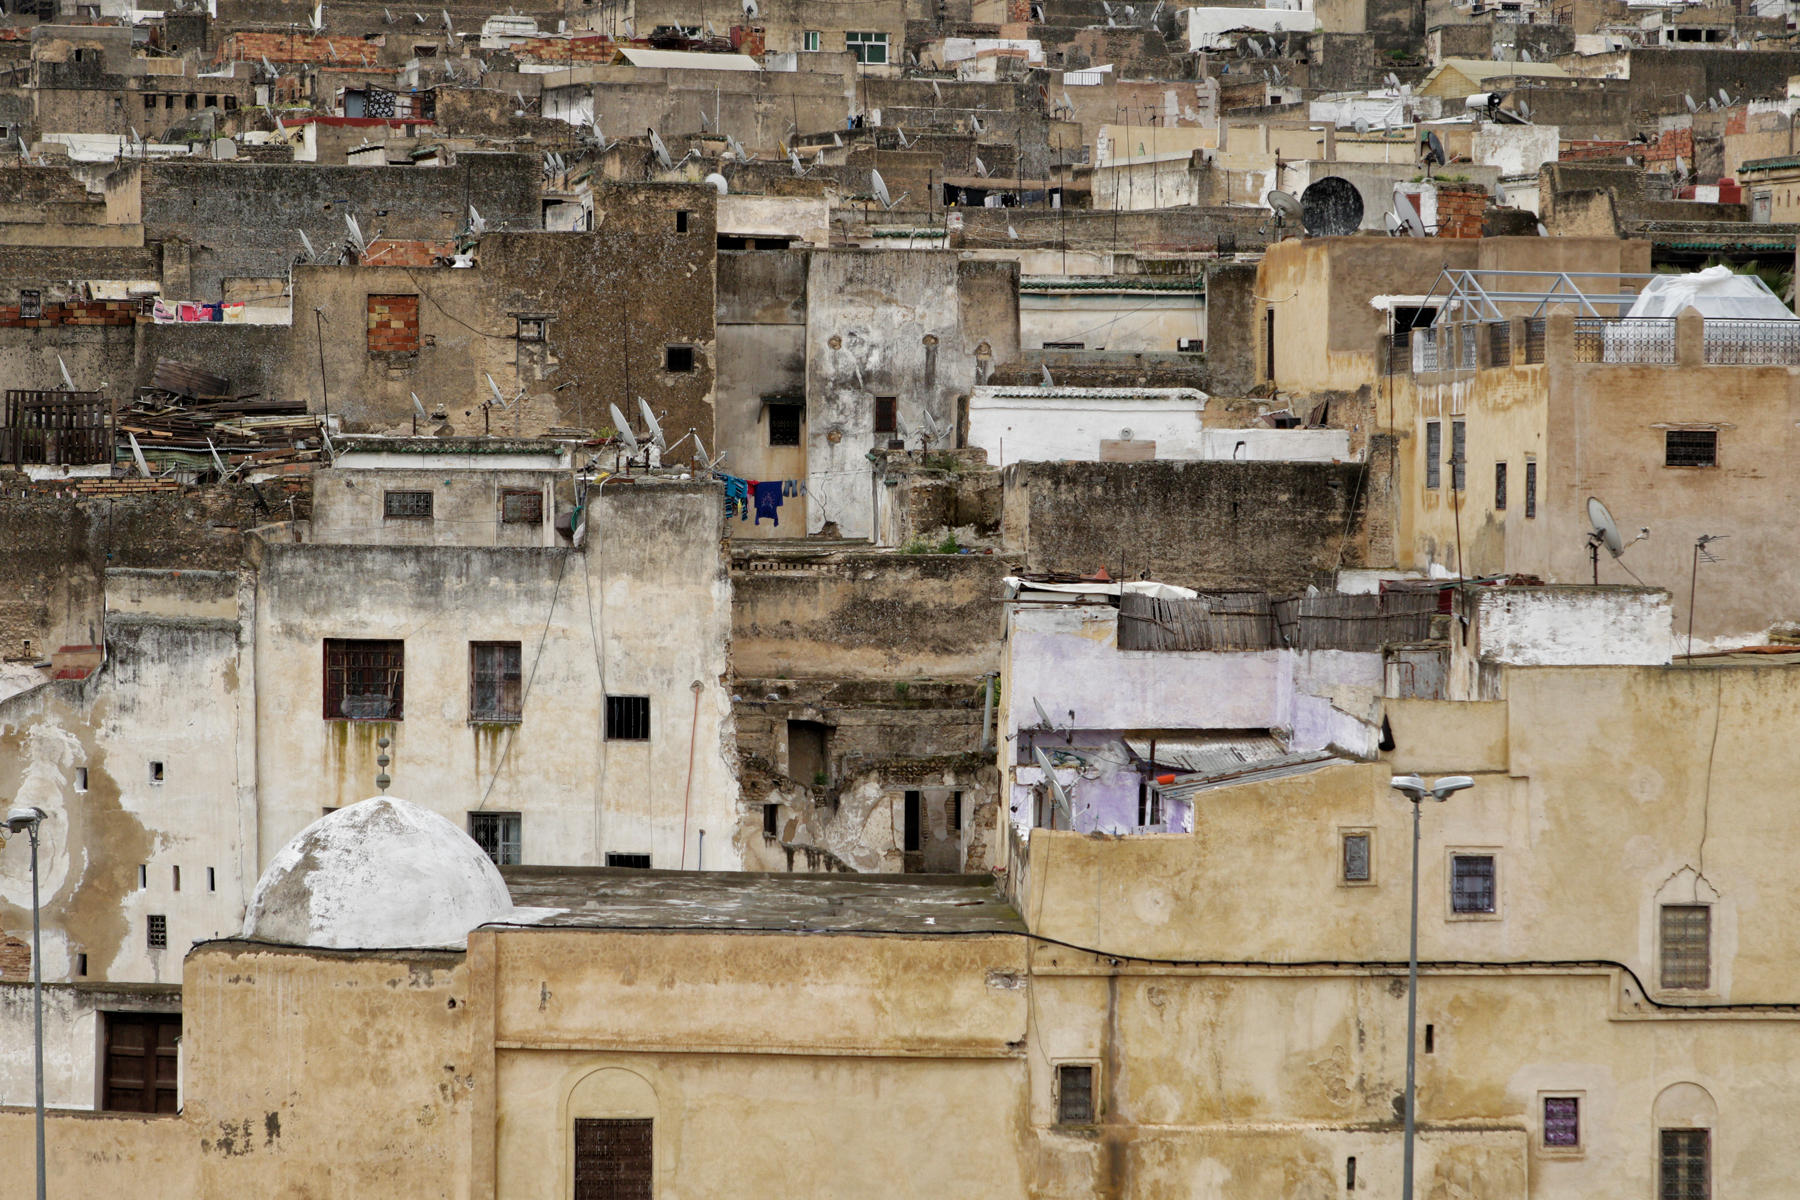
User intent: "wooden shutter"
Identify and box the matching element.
[104,1012,180,1113]
[574,1117,653,1200]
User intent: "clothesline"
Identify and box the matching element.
[714,470,803,527]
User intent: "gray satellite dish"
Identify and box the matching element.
[1586,495,1648,582]
[1266,188,1303,231]
[1392,187,1427,235]
[1032,745,1073,831]
[609,402,639,453]
[1300,177,1364,236]
[1384,210,1403,235]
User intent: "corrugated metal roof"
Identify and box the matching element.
[1155,750,1345,802]
[1124,734,1286,774]
[974,386,1208,401]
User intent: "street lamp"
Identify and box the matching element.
[5,805,47,1200]
[1388,774,1473,1200]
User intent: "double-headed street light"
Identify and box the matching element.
[5,805,48,1200]
[1388,774,1474,1200]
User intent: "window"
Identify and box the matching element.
[605,853,651,869]
[1424,1024,1434,1053]
[367,294,420,354]
[1450,419,1466,491]
[1136,777,1162,827]
[1450,853,1496,914]
[763,803,779,838]
[1495,461,1508,511]
[143,93,155,109]
[949,791,963,832]
[149,761,164,783]
[1660,1128,1709,1200]
[874,395,897,434]
[468,811,522,865]
[605,695,651,741]
[500,489,543,525]
[171,866,180,892]
[1666,429,1717,468]
[206,867,215,893]
[802,29,821,51]
[787,719,829,784]
[1346,1157,1357,1190]
[516,315,545,342]
[184,93,195,109]
[204,94,216,107]
[574,1116,653,1200]
[75,767,87,792]
[674,209,690,233]
[146,914,167,950]
[19,289,40,319]
[470,641,523,722]
[384,490,434,519]
[663,344,695,372]
[1525,459,1537,518]
[137,864,146,890]
[1055,1064,1095,1124]
[1543,1096,1580,1148]
[323,638,404,721]
[1425,421,1442,489]
[76,953,87,976]
[1042,340,1085,350]
[846,30,889,64]
[102,1012,180,1114]
[1342,832,1371,883]
[1660,904,1711,990]
[768,403,803,447]
[903,790,922,852]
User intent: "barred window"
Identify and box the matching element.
[146,914,167,950]
[1450,853,1495,913]
[323,638,404,720]
[1495,461,1508,511]
[605,852,651,869]
[1056,1064,1094,1124]
[1660,904,1711,990]
[1450,419,1466,491]
[1525,460,1537,518]
[1660,1128,1709,1200]
[500,489,543,525]
[1425,421,1441,489]
[1342,832,1371,882]
[768,403,803,447]
[1543,1096,1580,1148]
[384,490,433,519]
[1665,429,1717,468]
[470,641,522,721]
[605,694,650,741]
[468,811,521,866]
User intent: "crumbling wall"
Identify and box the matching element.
[1002,459,1371,589]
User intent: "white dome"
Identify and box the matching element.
[242,797,514,950]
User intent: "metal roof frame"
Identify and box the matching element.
[1415,267,1662,325]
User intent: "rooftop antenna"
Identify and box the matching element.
[1686,533,1726,659]
[974,155,990,177]
[919,410,950,450]
[1032,745,1073,829]
[295,227,317,261]
[1586,495,1648,584]
[970,115,986,134]
[1685,93,1698,113]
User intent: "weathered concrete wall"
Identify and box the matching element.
[285,186,717,440]
[804,251,1018,538]
[0,1106,195,1197]
[714,248,809,537]
[729,549,1013,680]
[310,466,561,548]
[1202,259,1257,396]
[1002,460,1371,590]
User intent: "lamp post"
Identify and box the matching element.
[1387,774,1473,1200]
[5,805,49,1200]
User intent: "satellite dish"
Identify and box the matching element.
[1392,187,1427,235]
[608,403,639,453]
[1300,177,1364,236]
[871,167,892,208]
[648,128,673,170]
[1032,745,1073,831]
[637,397,667,449]
[1587,496,1624,557]
[1685,93,1698,113]
[703,172,728,194]
[1384,210,1403,235]
[1423,130,1446,166]
[1266,188,1303,229]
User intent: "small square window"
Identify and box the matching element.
[763,803,779,837]
[1543,1096,1580,1148]
[1660,904,1711,990]
[1666,429,1717,468]
[500,489,543,525]
[605,852,651,869]
[874,396,897,434]
[605,694,651,741]
[1450,853,1496,914]
[384,490,434,519]
[146,915,167,950]
[769,403,803,446]
[469,811,522,865]
[470,641,522,722]
[675,209,690,233]
[846,29,888,64]
[1342,832,1371,883]
[803,29,821,51]
[75,766,88,792]
[664,344,695,373]
[516,315,545,342]
[149,761,164,783]
[1056,1063,1095,1124]
[76,953,87,976]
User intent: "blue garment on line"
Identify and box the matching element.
[753,481,784,526]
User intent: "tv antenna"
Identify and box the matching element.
[1685,534,1727,659]
[1585,496,1648,584]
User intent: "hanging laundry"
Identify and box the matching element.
[753,480,784,526]
[715,472,748,519]
[177,301,204,322]
[745,480,759,522]
[152,298,176,323]
[782,479,796,498]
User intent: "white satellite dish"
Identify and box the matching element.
[637,397,666,449]
[57,354,75,391]
[1266,188,1303,230]
[1586,495,1648,582]
[871,168,892,208]
[704,172,728,195]
[1032,745,1073,830]
[609,402,639,453]
[649,128,673,170]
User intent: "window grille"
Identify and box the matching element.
[1522,317,1546,363]
[1342,833,1371,882]
[1451,420,1466,491]
[384,490,433,519]
[1425,421,1441,489]
[324,639,404,720]
[605,695,651,740]
[146,914,167,950]
[1450,854,1495,913]
[1056,1065,1095,1124]
[470,642,522,721]
[1660,905,1711,990]
[1665,430,1717,468]
[574,1117,653,1200]
[1524,460,1537,518]
[768,404,802,446]
[468,811,521,865]
[1495,461,1508,510]
[1659,1128,1709,1200]
[500,489,543,524]
[1543,1097,1580,1148]
[1488,321,1511,367]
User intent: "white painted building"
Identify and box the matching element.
[1019,275,1205,353]
[1183,5,1317,51]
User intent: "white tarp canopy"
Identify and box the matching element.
[1626,266,1796,320]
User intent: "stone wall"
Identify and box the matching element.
[1001,459,1371,589]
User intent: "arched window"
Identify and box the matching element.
[1653,1082,1717,1200]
